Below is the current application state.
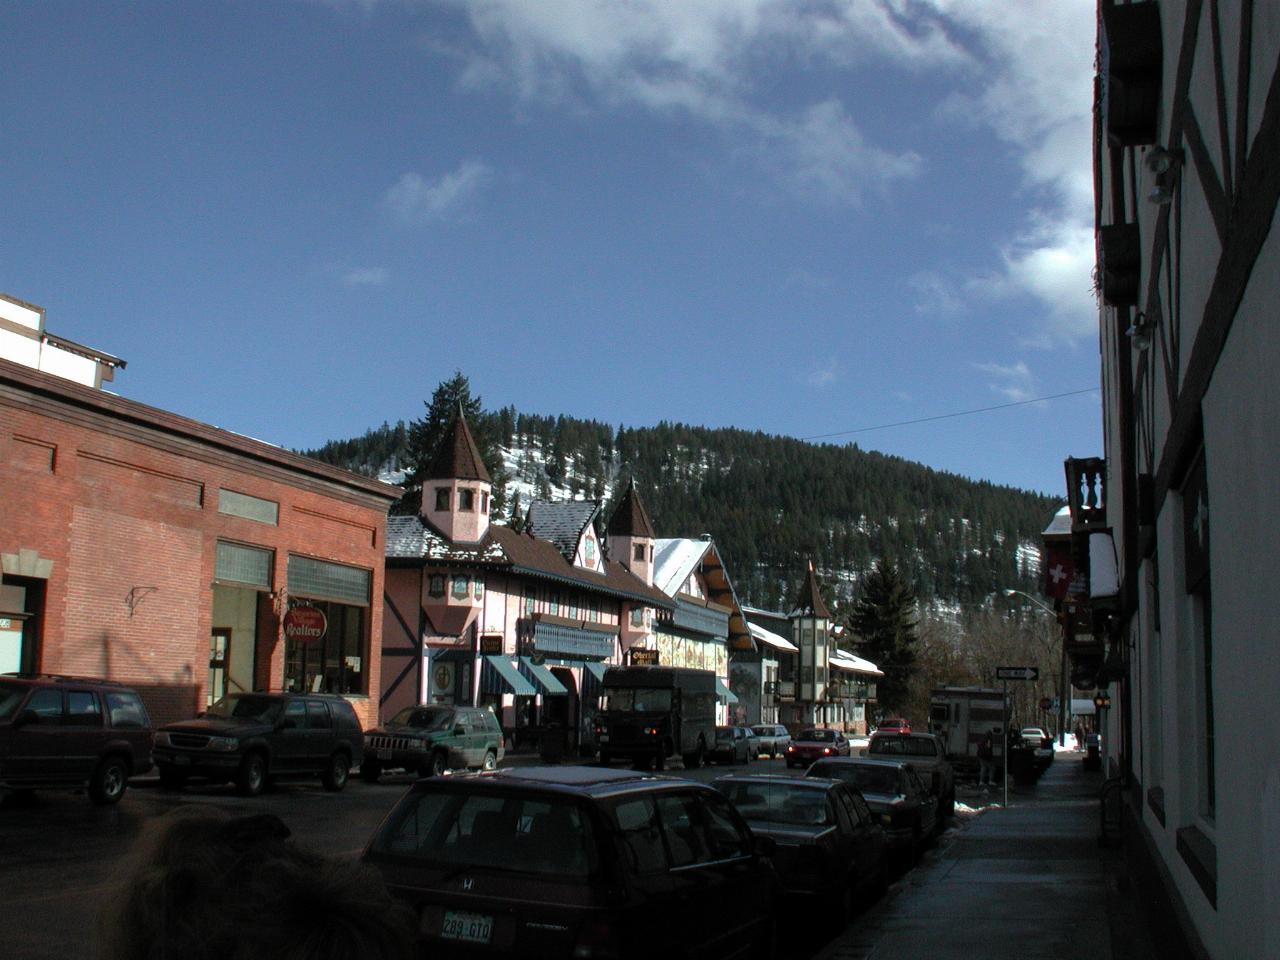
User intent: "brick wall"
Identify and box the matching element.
[0,366,395,728]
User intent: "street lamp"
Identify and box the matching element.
[1004,588,1069,748]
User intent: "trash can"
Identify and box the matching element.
[539,724,566,763]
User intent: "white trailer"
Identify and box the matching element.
[929,687,1008,769]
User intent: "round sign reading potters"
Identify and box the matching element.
[284,604,327,644]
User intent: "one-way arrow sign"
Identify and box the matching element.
[996,666,1039,681]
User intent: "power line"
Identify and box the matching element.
[801,388,1099,442]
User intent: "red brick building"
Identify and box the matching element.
[0,357,399,727]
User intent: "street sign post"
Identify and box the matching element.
[996,666,1039,681]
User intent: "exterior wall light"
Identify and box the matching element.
[1144,146,1183,205]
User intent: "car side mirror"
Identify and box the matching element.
[13,709,39,728]
[753,835,777,858]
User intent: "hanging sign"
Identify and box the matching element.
[629,648,660,666]
[283,604,328,644]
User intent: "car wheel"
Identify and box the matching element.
[359,760,381,784]
[235,752,267,797]
[653,749,665,771]
[599,750,612,766]
[430,750,448,777]
[482,750,497,772]
[89,755,129,806]
[322,752,350,791]
[158,767,188,791]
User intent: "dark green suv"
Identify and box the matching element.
[361,705,504,782]
[153,692,363,796]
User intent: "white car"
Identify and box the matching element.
[751,723,791,758]
[1020,726,1054,763]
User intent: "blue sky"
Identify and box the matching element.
[3,1,1100,497]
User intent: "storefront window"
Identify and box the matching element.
[284,600,367,695]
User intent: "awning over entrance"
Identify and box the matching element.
[715,678,738,704]
[584,662,608,684]
[520,656,568,696]
[481,656,536,697]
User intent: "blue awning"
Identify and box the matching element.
[482,656,536,697]
[715,678,739,704]
[520,657,568,696]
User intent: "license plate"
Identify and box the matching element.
[377,749,393,761]
[598,734,609,742]
[442,911,493,944]
[172,755,191,766]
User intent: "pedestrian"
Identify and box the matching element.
[99,807,417,960]
[1074,723,1085,751]
[977,730,996,787]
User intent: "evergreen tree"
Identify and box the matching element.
[400,372,507,515]
[847,558,919,714]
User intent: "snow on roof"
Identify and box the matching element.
[830,651,884,676]
[748,621,797,653]
[652,538,713,597]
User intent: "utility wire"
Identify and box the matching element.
[801,388,1099,441]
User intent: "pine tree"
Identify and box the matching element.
[847,558,919,715]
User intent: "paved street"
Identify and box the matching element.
[0,748,1110,960]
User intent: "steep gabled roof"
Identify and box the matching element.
[606,479,655,538]
[527,500,601,562]
[790,561,831,619]
[428,412,490,483]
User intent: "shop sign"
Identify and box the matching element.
[283,604,327,644]
[479,634,503,655]
[629,648,660,666]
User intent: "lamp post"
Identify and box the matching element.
[1004,588,1069,747]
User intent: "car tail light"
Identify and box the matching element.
[574,917,621,959]
[786,745,795,752]
[822,747,831,755]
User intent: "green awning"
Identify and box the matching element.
[715,678,738,704]
[584,662,608,684]
[483,656,536,697]
[519,657,568,696]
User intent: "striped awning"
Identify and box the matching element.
[519,657,568,696]
[481,656,536,697]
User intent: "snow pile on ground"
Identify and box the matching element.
[1055,735,1080,752]
[954,800,1004,816]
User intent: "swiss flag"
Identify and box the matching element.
[1043,542,1075,600]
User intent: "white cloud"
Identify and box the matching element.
[382,160,491,222]
[973,360,1035,402]
[909,271,965,318]
[341,266,389,286]
[808,357,838,388]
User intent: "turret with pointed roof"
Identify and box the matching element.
[607,479,657,651]
[421,410,492,543]
[790,560,831,619]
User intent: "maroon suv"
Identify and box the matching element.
[0,673,154,805]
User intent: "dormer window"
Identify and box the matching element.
[585,537,595,565]
[459,489,476,511]
[634,544,645,562]
[435,488,451,512]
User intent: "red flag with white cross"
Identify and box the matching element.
[1043,542,1074,600]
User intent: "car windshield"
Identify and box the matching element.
[752,726,776,736]
[204,695,284,723]
[1021,728,1046,738]
[870,737,937,757]
[717,781,833,827]
[389,706,454,730]
[372,788,599,879]
[812,764,902,796]
[799,729,834,742]
[0,681,28,720]
[605,688,672,712]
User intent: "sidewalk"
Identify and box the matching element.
[819,752,1147,960]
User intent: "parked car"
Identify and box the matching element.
[153,692,362,796]
[751,724,792,759]
[708,725,752,764]
[864,732,955,818]
[785,728,850,768]
[361,705,504,782]
[1020,726,1055,770]
[806,758,938,863]
[874,717,911,736]
[0,673,153,805]
[741,726,762,758]
[362,766,780,959]
[713,773,886,928]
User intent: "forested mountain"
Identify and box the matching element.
[303,407,1061,613]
